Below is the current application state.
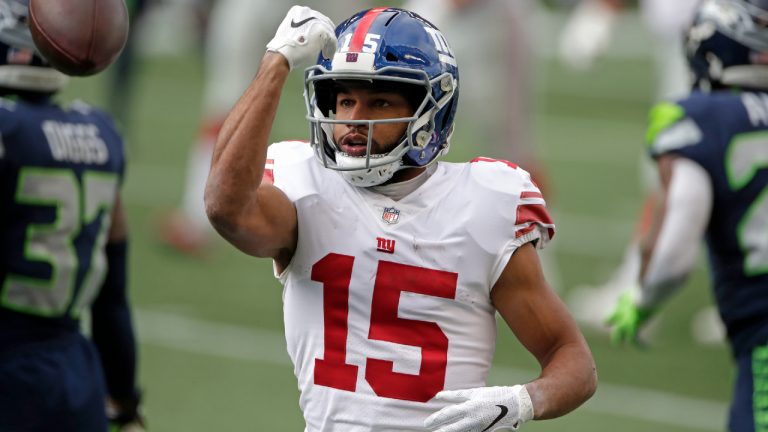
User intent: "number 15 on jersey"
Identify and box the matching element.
[311,253,458,403]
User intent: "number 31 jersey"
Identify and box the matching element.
[267,141,555,432]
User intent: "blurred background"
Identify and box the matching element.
[61,0,731,430]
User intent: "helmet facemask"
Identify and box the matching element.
[305,67,456,187]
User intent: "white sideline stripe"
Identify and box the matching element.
[136,308,290,366]
[135,308,728,430]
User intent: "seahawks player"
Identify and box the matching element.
[206,5,596,431]
[607,1,768,430]
[0,1,143,430]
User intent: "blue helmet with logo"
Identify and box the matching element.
[304,7,460,187]
[0,0,67,93]
[686,0,768,91]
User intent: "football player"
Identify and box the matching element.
[559,0,703,332]
[205,5,597,431]
[0,1,144,431]
[606,1,768,430]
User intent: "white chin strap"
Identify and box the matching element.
[335,151,403,187]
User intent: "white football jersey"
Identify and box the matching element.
[266,141,555,432]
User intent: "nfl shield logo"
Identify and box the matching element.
[382,207,400,224]
[346,52,359,63]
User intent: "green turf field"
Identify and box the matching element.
[59,11,734,431]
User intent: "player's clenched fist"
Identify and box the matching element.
[424,385,534,432]
[266,6,336,70]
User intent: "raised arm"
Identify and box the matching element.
[204,6,336,265]
[204,52,297,261]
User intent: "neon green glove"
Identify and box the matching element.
[605,292,654,346]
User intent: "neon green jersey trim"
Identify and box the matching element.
[754,345,768,431]
[646,102,686,146]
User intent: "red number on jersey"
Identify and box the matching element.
[311,254,359,391]
[311,254,458,402]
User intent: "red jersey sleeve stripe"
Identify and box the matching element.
[263,159,274,184]
[515,203,555,239]
[517,203,554,226]
[349,7,388,52]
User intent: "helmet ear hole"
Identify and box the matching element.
[415,130,431,147]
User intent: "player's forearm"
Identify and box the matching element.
[637,157,711,309]
[205,53,289,231]
[91,240,139,400]
[526,341,597,419]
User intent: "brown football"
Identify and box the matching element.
[28,0,129,76]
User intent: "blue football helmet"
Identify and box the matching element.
[0,0,67,93]
[304,7,460,187]
[686,0,768,91]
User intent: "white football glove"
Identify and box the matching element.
[266,6,337,70]
[424,385,534,432]
[557,0,619,71]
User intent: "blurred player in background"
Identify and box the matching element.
[606,1,768,429]
[206,5,596,431]
[559,0,699,99]
[160,0,357,255]
[559,0,702,329]
[0,1,144,430]
[106,0,150,129]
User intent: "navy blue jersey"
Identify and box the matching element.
[648,90,768,357]
[0,96,125,351]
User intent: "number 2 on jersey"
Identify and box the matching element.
[311,253,458,403]
[728,133,768,275]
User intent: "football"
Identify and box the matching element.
[28,0,129,76]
